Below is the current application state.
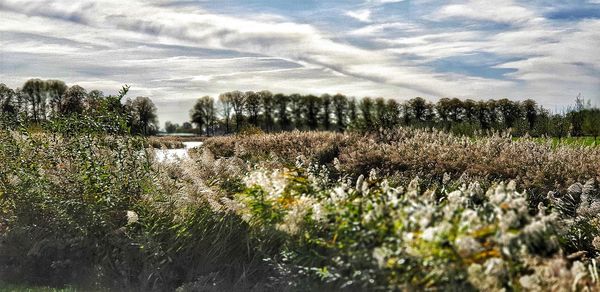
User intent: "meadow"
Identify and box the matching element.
[2,123,600,291]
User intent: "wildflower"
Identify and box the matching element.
[372,246,391,269]
[126,210,138,225]
[455,236,483,258]
[311,203,327,223]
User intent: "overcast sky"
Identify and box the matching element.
[1,0,599,125]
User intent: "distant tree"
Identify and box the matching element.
[303,94,321,130]
[289,94,303,129]
[435,98,451,128]
[46,80,68,118]
[218,93,233,134]
[204,96,217,135]
[274,93,291,131]
[408,97,428,124]
[348,97,358,127]
[165,121,178,133]
[447,98,465,124]
[85,89,105,113]
[476,100,492,131]
[549,114,571,142]
[230,91,246,132]
[374,97,386,128]
[245,91,261,127]
[128,96,158,136]
[522,99,538,132]
[260,90,274,132]
[386,99,401,129]
[359,97,374,129]
[321,94,332,131]
[22,78,47,122]
[59,85,86,116]
[182,122,193,132]
[0,84,17,120]
[583,109,600,141]
[191,96,215,135]
[497,98,522,129]
[333,94,347,132]
[533,108,552,137]
[463,99,477,124]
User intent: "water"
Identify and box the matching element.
[155,141,203,162]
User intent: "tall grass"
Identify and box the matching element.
[2,126,600,290]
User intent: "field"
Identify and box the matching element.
[2,126,600,291]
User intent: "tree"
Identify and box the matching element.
[22,78,47,122]
[359,97,374,129]
[182,122,193,132]
[320,94,332,131]
[191,96,216,135]
[245,91,261,127]
[549,114,571,142]
[85,89,105,113]
[408,97,428,124]
[219,93,233,134]
[348,97,358,127]
[583,109,600,141]
[230,91,246,132]
[46,80,68,118]
[497,98,522,129]
[274,93,291,131]
[385,99,401,129]
[260,90,274,132]
[303,95,321,130]
[333,94,348,132]
[165,121,178,133]
[374,97,387,128]
[59,85,86,116]
[128,96,158,136]
[289,94,303,130]
[0,84,17,120]
[522,99,538,132]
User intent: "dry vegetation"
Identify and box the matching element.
[2,127,600,291]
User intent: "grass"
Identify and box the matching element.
[3,126,600,290]
[0,283,78,292]
[515,136,600,147]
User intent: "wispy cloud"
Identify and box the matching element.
[0,0,599,124]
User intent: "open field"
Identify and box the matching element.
[527,136,600,147]
[2,127,600,291]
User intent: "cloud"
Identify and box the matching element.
[346,9,372,22]
[429,0,539,25]
[0,0,599,124]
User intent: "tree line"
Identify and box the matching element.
[2,79,598,139]
[183,90,600,139]
[0,79,159,135]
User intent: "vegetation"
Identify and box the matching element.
[2,115,600,290]
[2,79,600,290]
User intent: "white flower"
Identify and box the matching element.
[311,203,327,222]
[126,210,138,225]
[455,236,483,258]
[421,227,437,242]
[372,246,391,268]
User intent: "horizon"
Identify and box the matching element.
[1,0,599,125]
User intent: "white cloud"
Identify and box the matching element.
[429,0,539,25]
[0,0,599,123]
[346,9,372,22]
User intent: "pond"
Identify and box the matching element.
[155,141,203,162]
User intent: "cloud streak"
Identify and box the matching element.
[0,0,599,124]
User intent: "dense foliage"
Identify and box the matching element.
[0,81,158,136]
[187,90,600,139]
[2,121,600,290]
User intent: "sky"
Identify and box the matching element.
[1,0,599,125]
